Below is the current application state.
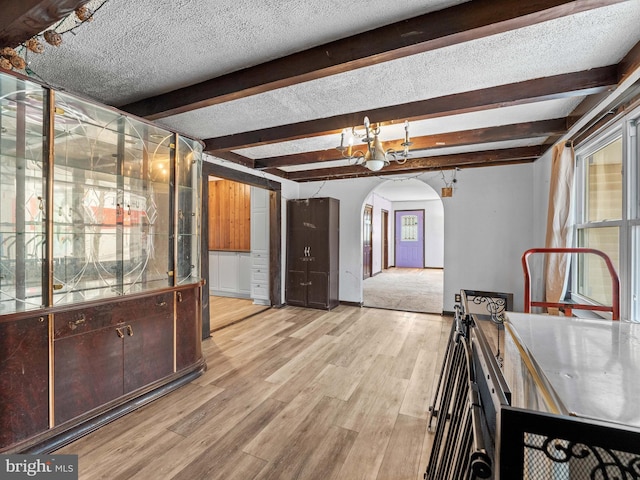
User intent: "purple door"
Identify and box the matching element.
[395,210,424,268]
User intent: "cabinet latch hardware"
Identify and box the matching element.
[127,325,133,336]
[53,283,64,290]
[177,292,183,302]
[157,301,167,307]
[116,327,124,338]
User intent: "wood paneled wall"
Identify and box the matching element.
[208,179,251,251]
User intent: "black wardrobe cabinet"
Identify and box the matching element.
[286,198,340,310]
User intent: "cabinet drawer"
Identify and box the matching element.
[251,284,269,298]
[251,253,269,267]
[54,292,173,339]
[252,269,268,283]
[54,305,121,339]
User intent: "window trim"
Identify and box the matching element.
[572,111,640,322]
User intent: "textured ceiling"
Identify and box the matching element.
[6,0,640,181]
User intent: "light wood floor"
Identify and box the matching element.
[56,305,451,480]
[209,295,271,332]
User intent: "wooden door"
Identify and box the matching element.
[0,316,49,446]
[395,210,425,268]
[176,286,202,371]
[124,293,174,393]
[363,204,373,279]
[381,209,389,270]
[54,325,124,425]
[286,200,310,306]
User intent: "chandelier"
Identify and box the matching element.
[336,117,413,172]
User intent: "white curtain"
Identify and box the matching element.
[544,142,575,313]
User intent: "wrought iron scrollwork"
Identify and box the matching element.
[471,295,507,324]
[526,435,640,479]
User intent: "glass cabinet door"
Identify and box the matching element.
[0,69,201,311]
[0,75,46,313]
[175,136,201,285]
[53,92,172,304]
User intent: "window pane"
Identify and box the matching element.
[585,138,622,222]
[577,227,619,306]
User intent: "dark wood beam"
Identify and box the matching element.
[120,0,624,120]
[204,66,617,152]
[286,146,542,182]
[207,150,255,169]
[0,0,89,47]
[619,39,640,84]
[254,118,567,169]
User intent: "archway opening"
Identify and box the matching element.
[361,179,444,314]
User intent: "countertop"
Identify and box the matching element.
[503,312,640,428]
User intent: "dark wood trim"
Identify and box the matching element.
[17,363,205,454]
[209,151,255,169]
[202,160,283,310]
[119,0,624,120]
[200,172,211,339]
[619,39,640,84]
[253,119,567,169]
[286,146,541,182]
[381,209,389,271]
[0,0,90,47]
[205,161,282,190]
[269,190,283,307]
[204,67,617,151]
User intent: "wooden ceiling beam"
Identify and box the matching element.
[120,0,624,120]
[286,146,542,182]
[254,118,567,169]
[0,0,89,47]
[204,66,616,152]
[207,150,255,169]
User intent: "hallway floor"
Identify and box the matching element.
[363,268,443,314]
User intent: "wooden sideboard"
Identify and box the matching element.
[0,284,204,453]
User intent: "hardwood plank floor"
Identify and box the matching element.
[56,305,451,480]
[209,295,271,332]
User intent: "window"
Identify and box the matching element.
[574,113,639,321]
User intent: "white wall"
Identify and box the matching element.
[390,199,444,268]
[206,155,548,313]
[298,164,538,312]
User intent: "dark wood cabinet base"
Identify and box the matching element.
[17,361,205,454]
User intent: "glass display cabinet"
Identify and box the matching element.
[0,69,204,453]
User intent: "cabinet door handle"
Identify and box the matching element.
[157,301,167,307]
[116,327,124,338]
[177,292,183,302]
[127,325,134,336]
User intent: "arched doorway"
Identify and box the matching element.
[361,179,444,314]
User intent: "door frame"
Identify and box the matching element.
[381,209,389,270]
[201,162,282,339]
[363,204,373,279]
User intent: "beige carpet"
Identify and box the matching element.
[363,268,443,314]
